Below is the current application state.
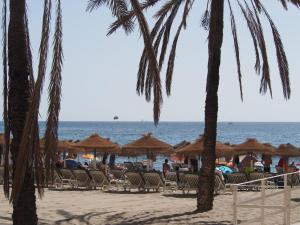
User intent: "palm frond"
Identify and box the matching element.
[201,0,211,30]
[277,0,300,9]
[166,0,194,95]
[25,5,35,89]
[2,0,10,198]
[137,9,168,96]
[246,1,272,97]
[158,0,183,70]
[239,1,272,97]
[255,1,290,99]
[228,0,243,100]
[44,0,63,186]
[130,0,162,125]
[87,0,127,15]
[88,0,134,35]
[107,0,160,35]
[154,0,177,18]
[11,0,52,203]
[238,1,261,74]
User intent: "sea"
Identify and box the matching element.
[1,121,300,171]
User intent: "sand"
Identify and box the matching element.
[0,187,300,225]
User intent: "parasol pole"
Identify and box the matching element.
[198,155,201,171]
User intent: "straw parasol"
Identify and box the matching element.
[72,134,120,155]
[39,139,83,153]
[273,143,300,157]
[173,140,190,150]
[122,133,172,156]
[233,138,275,155]
[175,136,235,157]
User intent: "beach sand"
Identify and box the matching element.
[0,188,299,225]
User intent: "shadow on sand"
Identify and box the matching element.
[37,209,232,225]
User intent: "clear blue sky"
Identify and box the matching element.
[1,1,300,122]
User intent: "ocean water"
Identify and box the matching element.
[1,122,300,170]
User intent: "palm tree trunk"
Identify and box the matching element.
[197,0,224,212]
[8,0,38,224]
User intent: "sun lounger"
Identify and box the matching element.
[124,172,145,192]
[43,169,62,188]
[143,172,164,192]
[124,162,134,171]
[182,174,198,194]
[110,169,124,180]
[56,169,77,189]
[72,169,93,189]
[164,172,178,191]
[246,172,266,191]
[214,173,227,194]
[287,173,300,187]
[226,173,248,191]
[89,170,111,190]
[133,162,144,170]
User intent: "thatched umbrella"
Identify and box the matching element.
[40,139,82,153]
[234,139,275,170]
[233,138,275,155]
[122,133,172,155]
[273,144,300,157]
[122,133,172,170]
[176,136,234,157]
[173,140,190,149]
[72,134,120,158]
[175,136,234,171]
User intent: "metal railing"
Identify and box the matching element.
[232,171,300,225]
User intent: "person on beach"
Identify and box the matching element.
[232,156,240,171]
[240,153,257,174]
[277,156,288,173]
[162,159,171,177]
[262,154,272,173]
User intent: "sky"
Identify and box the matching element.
[1,1,300,122]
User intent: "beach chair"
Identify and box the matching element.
[124,162,134,171]
[226,173,248,191]
[143,172,164,192]
[43,169,62,188]
[247,172,265,191]
[72,169,92,189]
[214,173,226,195]
[89,170,111,190]
[0,166,4,185]
[287,173,300,187]
[164,172,178,191]
[123,172,145,192]
[110,169,124,180]
[178,173,187,189]
[133,162,144,170]
[182,174,198,194]
[109,169,126,190]
[57,169,77,189]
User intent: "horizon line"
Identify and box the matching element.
[0,120,298,123]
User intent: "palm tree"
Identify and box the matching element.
[2,0,63,224]
[104,0,299,212]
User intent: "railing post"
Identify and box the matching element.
[283,174,288,225]
[233,185,238,225]
[286,185,291,225]
[260,179,266,225]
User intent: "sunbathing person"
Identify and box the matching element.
[162,159,171,177]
